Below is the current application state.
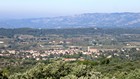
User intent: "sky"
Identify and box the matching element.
[0,0,140,19]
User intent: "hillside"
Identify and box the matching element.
[0,13,140,28]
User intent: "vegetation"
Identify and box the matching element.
[1,27,140,38]
[1,28,140,79]
[0,57,140,79]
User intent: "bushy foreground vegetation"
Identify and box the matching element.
[1,58,140,79]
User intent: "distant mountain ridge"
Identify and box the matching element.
[0,12,140,28]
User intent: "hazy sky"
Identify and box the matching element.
[0,0,140,19]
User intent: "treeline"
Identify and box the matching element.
[1,58,140,79]
[1,27,140,37]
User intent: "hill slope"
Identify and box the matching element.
[0,13,140,28]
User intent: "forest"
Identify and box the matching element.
[1,27,140,37]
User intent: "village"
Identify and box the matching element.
[0,45,139,61]
[1,30,140,62]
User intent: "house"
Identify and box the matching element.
[63,58,77,61]
[0,41,4,44]
[78,57,85,61]
[87,46,98,53]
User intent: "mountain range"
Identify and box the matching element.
[0,12,140,29]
